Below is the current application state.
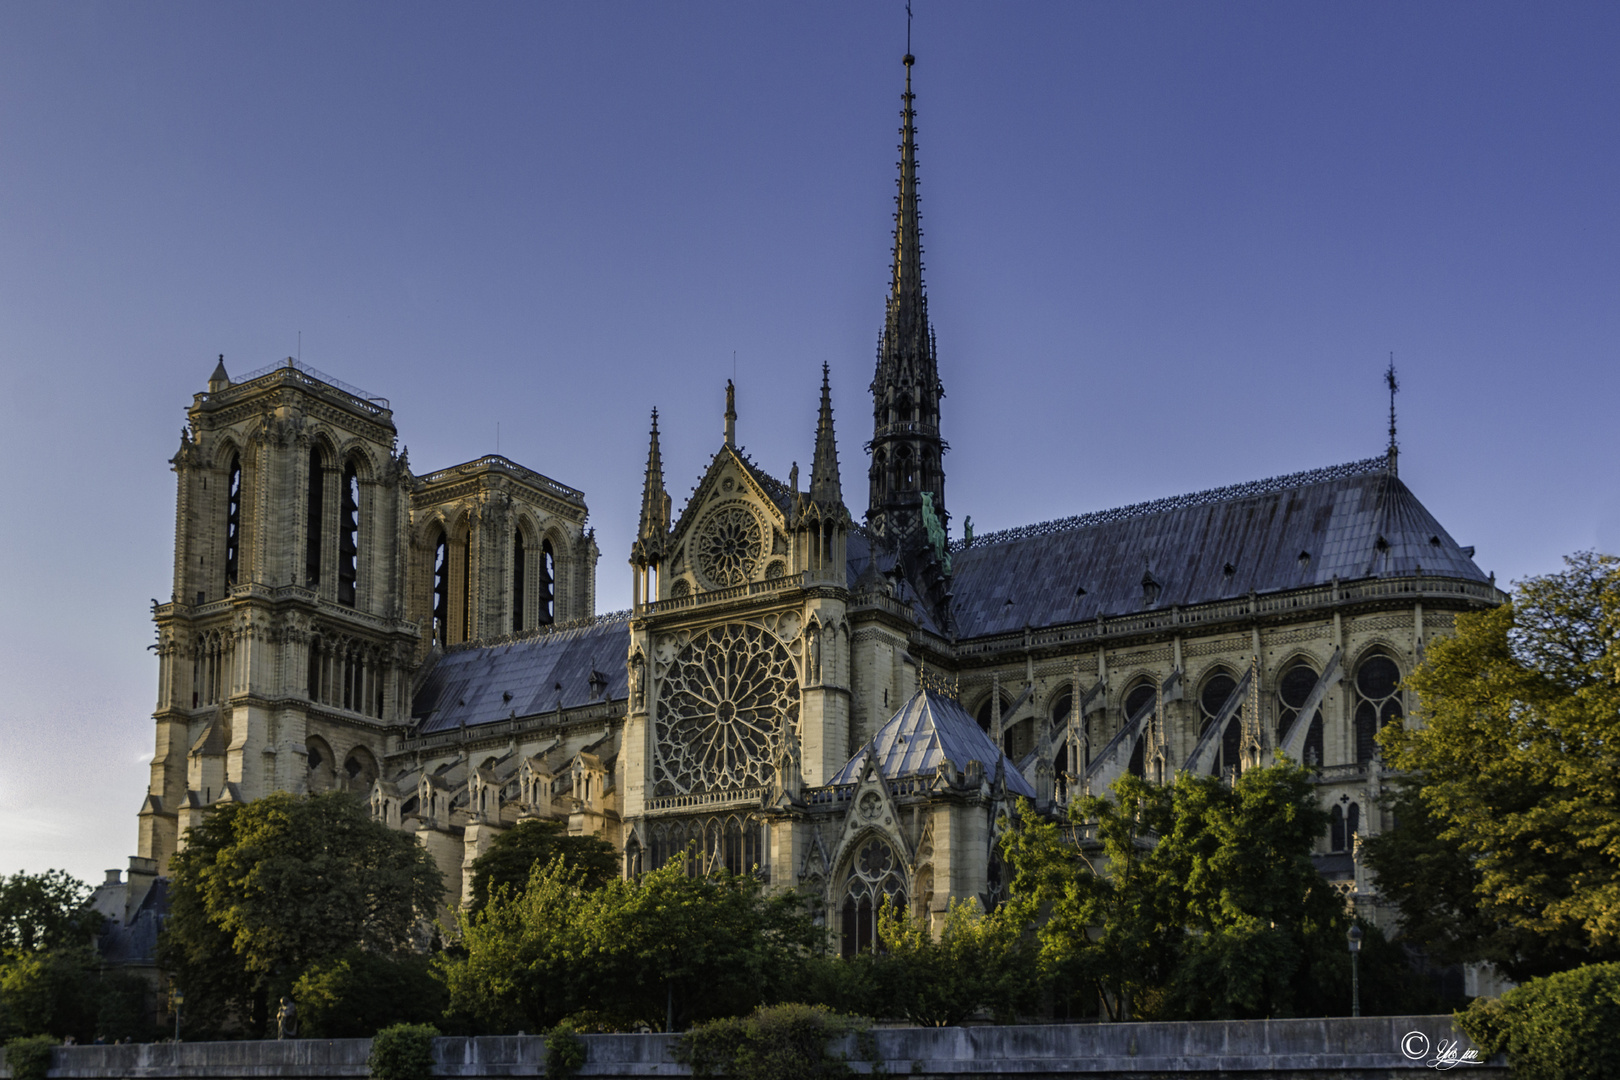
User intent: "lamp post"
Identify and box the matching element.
[172,986,184,1042]
[1347,923,1363,1018]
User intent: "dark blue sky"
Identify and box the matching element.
[3,2,1616,880]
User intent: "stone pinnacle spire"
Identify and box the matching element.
[810,364,843,506]
[867,51,947,553]
[633,409,669,563]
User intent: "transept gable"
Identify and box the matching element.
[666,446,794,594]
[828,753,913,880]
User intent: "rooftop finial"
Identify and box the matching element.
[905,0,913,62]
[1385,354,1400,478]
[724,379,737,447]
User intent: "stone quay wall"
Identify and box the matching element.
[3,1015,1501,1078]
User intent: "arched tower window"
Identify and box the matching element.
[305,447,325,588]
[1276,661,1325,766]
[1354,654,1403,765]
[338,460,360,606]
[539,539,556,626]
[512,528,526,632]
[1347,801,1361,842]
[896,444,914,489]
[840,837,906,958]
[225,453,242,588]
[1330,804,1346,851]
[460,532,472,642]
[1198,672,1243,778]
[431,531,449,648]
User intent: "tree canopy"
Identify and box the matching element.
[441,855,821,1032]
[1001,764,1417,1019]
[1368,551,1620,981]
[0,871,99,954]
[161,790,443,1036]
[466,818,618,914]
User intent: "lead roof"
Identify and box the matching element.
[412,617,630,735]
[942,459,1487,640]
[831,688,1037,797]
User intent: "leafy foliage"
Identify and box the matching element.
[544,1020,587,1079]
[467,819,618,914]
[870,897,1034,1025]
[3,1034,56,1080]
[1372,552,1620,980]
[367,1022,439,1080]
[440,854,821,1032]
[0,872,100,953]
[1456,962,1620,1080]
[293,950,448,1038]
[161,791,443,1037]
[675,1003,864,1080]
[1000,764,1417,1020]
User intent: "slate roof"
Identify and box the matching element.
[412,615,630,734]
[830,688,1037,797]
[946,459,1487,640]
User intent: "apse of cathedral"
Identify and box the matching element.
[118,53,1502,949]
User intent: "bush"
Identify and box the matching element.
[4,1034,57,1080]
[367,1022,439,1080]
[1456,962,1620,1080]
[676,1004,864,1080]
[544,1019,587,1079]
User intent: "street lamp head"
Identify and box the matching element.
[1347,923,1363,953]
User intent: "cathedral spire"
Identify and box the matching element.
[810,365,843,507]
[634,409,669,563]
[867,51,947,556]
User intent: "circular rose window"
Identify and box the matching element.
[653,623,800,796]
[696,505,762,587]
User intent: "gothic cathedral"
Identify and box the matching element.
[117,55,1501,952]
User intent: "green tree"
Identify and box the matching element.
[292,949,447,1037]
[1371,551,1620,980]
[1002,763,1414,1020]
[441,855,821,1032]
[870,896,1034,1025]
[466,819,618,914]
[160,790,443,1036]
[0,872,101,953]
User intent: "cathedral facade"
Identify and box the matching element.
[121,54,1502,950]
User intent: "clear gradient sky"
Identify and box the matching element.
[2,2,1616,883]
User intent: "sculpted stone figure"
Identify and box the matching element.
[276,996,298,1040]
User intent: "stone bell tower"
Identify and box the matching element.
[140,357,418,870]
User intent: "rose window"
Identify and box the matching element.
[696,506,762,587]
[654,623,799,796]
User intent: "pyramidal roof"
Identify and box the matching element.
[831,688,1036,797]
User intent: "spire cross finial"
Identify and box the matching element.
[906,0,912,57]
[1385,354,1400,477]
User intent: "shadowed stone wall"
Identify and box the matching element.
[3,1016,1500,1078]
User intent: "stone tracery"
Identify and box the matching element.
[653,622,799,796]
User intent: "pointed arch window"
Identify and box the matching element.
[1276,661,1325,765]
[1330,804,1346,851]
[305,448,325,588]
[1198,672,1243,778]
[460,531,472,642]
[338,461,360,606]
[512,528,526,632]
[539,539,556,626]
[1354,655,1403,765]
[1123,681,1155,779]
[225,453,242,587]
[840,837,906,957]
[431,531,449,648]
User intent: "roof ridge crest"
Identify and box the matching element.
[955,457,1387,551]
